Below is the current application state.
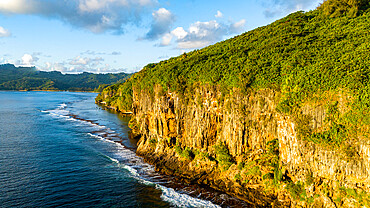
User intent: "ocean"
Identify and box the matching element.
[0,91,248,208]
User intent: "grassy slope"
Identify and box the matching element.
[97,2,370,149]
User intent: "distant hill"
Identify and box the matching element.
[0,64,131,91]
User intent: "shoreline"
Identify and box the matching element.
[95,100,268,207]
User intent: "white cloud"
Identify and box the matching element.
[160,33,173,46]
[80,50,122,55]
[215,10,223,18]
[20,53,40,66]
[171,27,188,39]
[0,0,38,14]
[1,52,43,67]
[41,55,125,73]
[110,51,121,55]
[0,26,11,37]
[143,8,175,40]
[22,54,34,66]
[161,18,246,49]
[230,19,246,33]
[44,62,68,72]
[0,0,157,34]
[178,41,210,49]
[69,56,90,65]
[69,56,104,67]
[261,0,322,17]
[2,52,126,73]
[79,0,120,12]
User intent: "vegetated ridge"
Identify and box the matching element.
[0,64,131,91]
[96,0,370,207]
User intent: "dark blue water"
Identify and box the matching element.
[0,91,222,208]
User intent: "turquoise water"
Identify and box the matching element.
[0,91,227,208]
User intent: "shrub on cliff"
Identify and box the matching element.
[175,145,195,160]
[286,181,307,201]
[214,143,234,171]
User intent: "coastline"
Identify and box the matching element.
[95,99,279,207]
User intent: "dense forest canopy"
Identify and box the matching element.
[0,64,131,91]
[97,0,370,150]
[319,0,370,17]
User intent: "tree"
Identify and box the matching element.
[319,0,370,17]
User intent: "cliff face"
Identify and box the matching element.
[130,86,279,206]
[122,85,370,207]
[96,3,370,206]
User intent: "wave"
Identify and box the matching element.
[87,133,117,145]
[58,103,67,109]
[104,155,119,164]
[101,145,220,207]
[116,160,220,208]
[43,102,221,208]
[102,151,220,208]
[42,104,109,132]
[158,185,220,208]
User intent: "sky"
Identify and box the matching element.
[0,0,322,74]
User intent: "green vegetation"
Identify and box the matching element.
[246,165,261,176]
[194,150,214,161]
[95,81,133,111]
[97,1,370,149]
[240,139,282,187]
[91,1,370,204]
[337,187,370,206]
[305,171,314,186]
[286,181,307,201]
[214,143,234,171]
[319,0,370,17]
[95,84,110,92]
[0,64,131,91]
[175,145,195,160]
[149,138,158,148]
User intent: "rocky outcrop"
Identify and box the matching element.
[115,84,370,207]
[131,86,282,206]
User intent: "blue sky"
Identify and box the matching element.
[0,0,322,74]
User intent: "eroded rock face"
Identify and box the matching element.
[126,86,370,207]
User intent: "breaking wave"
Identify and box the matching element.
[42,102,222,208]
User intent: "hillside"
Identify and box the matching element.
[0,64,131,91]
[96,0,370,207]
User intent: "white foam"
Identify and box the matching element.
[106,155,119,163]
[117,161,220,208]
[58,103,67,109]
[43,107,70,119]
[158,185,221,208]
[43,104,107,131]
[44,102,220,208]
[48,112,70,119]
[87,133,121,146]
[92,131,220,207]
[120,164,140,177]
[87,133,101,139]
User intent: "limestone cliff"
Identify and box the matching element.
[96,2,370,206]
[97,84,370,207]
